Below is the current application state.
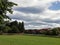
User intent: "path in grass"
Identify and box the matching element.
[0,35,60,45]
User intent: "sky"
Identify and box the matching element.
[8,0,60,29]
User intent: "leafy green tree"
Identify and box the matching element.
[3,26,11,33]
[10,21,18,27]
[11,26,19,33]
[18,22,22,32]
[21,22,25,32]
[0,0,17,33]
[51,28,59,35]
[0,0,17,19]
[0,15,5,32]
[0,0,17,24]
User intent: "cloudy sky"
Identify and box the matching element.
[8,0,60,29]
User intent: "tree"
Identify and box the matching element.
[20,22,25,33]
[3,26,11,33]
[10,21,18,27]
[0,0,17,19]
[0,15,5,32]
[51,28,59,35]
[11,25,19,33]
[18,22,22,32]
[0,0,17,25]
[0,0,17,33]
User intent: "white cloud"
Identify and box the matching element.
[8,0,60,29]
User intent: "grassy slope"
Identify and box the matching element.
[0,35,60,45]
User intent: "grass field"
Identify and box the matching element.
[0,35,60,45]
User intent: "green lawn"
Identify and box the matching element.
[0,35,60,45]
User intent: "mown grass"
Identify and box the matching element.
[0,35,60,45]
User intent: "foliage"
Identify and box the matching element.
[3,26,11,33]
[0,0,17,19]
[10,25,19,33]
[4,21,25,33]
[51,28,59,35]
[20,22,25,32]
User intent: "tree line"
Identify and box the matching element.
[24,27,60,36]
[0,20,25,34]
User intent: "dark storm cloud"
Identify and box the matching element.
[14,7,45,14]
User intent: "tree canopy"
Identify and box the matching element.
[0,0,17,19]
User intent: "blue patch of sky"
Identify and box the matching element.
[49,1,60,10]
